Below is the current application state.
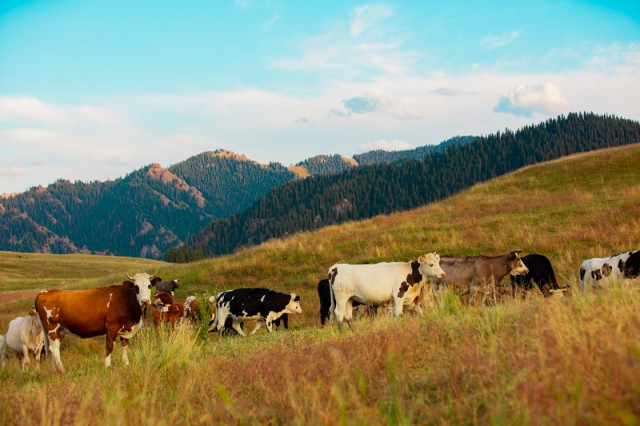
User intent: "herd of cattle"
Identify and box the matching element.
[1,249,639,373]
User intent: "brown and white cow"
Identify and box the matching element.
[433,250,529,305]
[152,291,185,330]
[34,272,159,374]
[183,296,201,323]
[5,311,44,371]
[328,253,446,328]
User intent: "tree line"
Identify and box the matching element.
[168,112,640,262]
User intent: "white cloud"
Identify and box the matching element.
[481,31,521,49]
[350,4,393,38]
[269,5,408,77]
[0,165,26,177]
[494,82,571,117]
[0,96,120,126]
[334,88,422,119]
[360,139,415,152]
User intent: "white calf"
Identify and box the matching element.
[5,311,45,371]
[579,251,640,291]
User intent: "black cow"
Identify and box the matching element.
[156,279,180,294]
[208,288,302,336]
[510,254,560,297]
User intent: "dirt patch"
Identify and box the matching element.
[0,289,40,304]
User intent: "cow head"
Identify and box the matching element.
[285,294,303,314]
[507,250,529,276]
[123,272,160,307]
[153,291,174,308]
[418,253,446,280]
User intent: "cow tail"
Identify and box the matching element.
[34,294,50,357]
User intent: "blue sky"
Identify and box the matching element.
[0,0,638,193]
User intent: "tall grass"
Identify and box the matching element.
[1,145,640,424]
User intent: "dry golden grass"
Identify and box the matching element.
[1,144,640,425]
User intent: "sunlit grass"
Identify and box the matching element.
[1,144,640,424]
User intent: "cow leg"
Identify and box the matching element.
[232,319,247,337]
[20,343,31,371]
[344,299,355,328]
[104,332,117,368]
[48,338,65,374]
[34,340,43,370]
[121,338,130,366]
[391,296,404,318]
[333,296,347,328]
[251,320,263,334]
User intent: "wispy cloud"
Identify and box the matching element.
[481,31,521,49]
[350,4,393,38]
[494,82,571,117]
[0,165,26,177]
[333,88,422,119]
[360,139,414,152]
[0,96,120,126]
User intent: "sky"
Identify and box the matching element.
[0,0,639,194]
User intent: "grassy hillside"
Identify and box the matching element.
[1,144,639,424]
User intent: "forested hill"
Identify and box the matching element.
[168,112,640,262]
[0,150,296,258]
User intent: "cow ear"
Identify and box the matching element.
[151,277,162,286]
[122,280,135,288]
[28,310,37,317]
[418,254,427,263]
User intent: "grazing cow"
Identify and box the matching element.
[34,272,159,374]
[433,250,529,306]
[5,311,45,371]
[153,291,185,330]
[328,253,446,328]
[208,288,302,336]
[511,254,561,297]
[579,250,640,291]
[0,335,6,369]
[183,295,202,323]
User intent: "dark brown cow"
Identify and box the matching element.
[34,272,159,373]
[432,250,529,305]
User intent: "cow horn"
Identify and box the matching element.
[149,270,158,279]
[511,249,523,254]
[127,273,135,280]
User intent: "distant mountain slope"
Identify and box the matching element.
[169,113,640,262]
[354,136,475,166]
[0,150,296,258]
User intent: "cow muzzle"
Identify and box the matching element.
[140,299,151,306]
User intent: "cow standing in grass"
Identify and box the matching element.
[208,288,302,336]
[4,311,44,371]
[434,250,529,306]
[34,272,159,373]
[579,251,640,291]
[328,253,446,328]
[511,253,561,297]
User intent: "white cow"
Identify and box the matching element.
[328,253,446,327]
[5,311,45,371]
[0,335,7,369]
[579,250,640,291]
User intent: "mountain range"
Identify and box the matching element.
[0,136,474,258]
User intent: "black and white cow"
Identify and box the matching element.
[579,250,640,291]
[207,288,302,336]
[510,253,561,297]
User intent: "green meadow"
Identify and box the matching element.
[1,144,639,425]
